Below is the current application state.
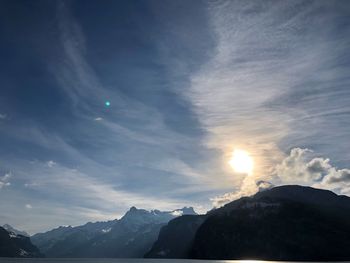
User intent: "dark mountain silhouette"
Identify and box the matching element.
[0,226,42,257]
[145,214,205,258]
[32,206,196,258]
[254,185,350,209]
[146,185,350,261]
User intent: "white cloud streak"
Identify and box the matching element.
[2,0,349,229]
[184,0,350,205]
[15,160,191,213]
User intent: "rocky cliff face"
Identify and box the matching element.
[2,224,29,237]
[145,214,206,258]
[0,226,42,257]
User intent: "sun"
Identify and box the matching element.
[229,149,254,174]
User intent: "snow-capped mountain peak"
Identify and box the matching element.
[2,224,29,237]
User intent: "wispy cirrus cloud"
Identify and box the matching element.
[1,0,350,231]
[1,159,200,233]
[0,15,207,227]
[184,0,350,204]
[46,160,56,168]
[52,1,204,151]
[28,161,187,211]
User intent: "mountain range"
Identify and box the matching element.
[31,206,196,258]
[2,185,350,260]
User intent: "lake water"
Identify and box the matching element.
[0,259,285,263]
[0,259,315,263]
[0,259,263,263]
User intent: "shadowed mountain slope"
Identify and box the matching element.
[0,227,42,257]
[146,185,350,261]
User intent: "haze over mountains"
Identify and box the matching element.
[31,207,196,258]
[2,185,350,260]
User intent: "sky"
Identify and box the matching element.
[0,0,350,234]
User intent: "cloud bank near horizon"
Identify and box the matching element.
[213,148,350,207]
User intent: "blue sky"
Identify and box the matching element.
[1,0,350,234]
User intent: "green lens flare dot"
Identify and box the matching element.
[105,101,111,107]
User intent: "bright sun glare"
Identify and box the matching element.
[229,149,254,174]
